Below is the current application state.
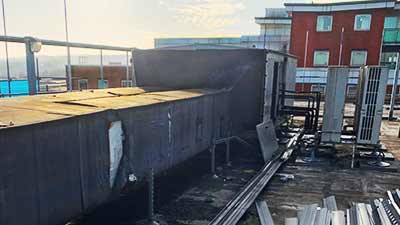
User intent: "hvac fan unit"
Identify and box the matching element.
[355,66,389,145]
[321,67,349,143]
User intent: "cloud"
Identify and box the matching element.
[161,0,246,30]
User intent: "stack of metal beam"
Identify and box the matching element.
[284,190,400,225]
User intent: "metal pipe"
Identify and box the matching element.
[131,49,137,87]
[63,0,72,92]
[225,139,231,167]
[302,31,309,92]
[0,35,131,51]
[1,0,11,97]
[389,52,400,120]
[338,27,344,66]
[126,51,130,86]
[100,49,104,89]
[24,38,37,95]
[36,57,40,92]
[211,145,218,179]
[147,168,159,225]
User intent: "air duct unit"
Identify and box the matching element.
[355,66,389,145]
[321,67,349,143]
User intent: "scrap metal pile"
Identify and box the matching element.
[256,190,400,225]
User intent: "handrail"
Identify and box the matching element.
[0,35,133,52]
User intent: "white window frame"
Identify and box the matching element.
[317,15,333,32]
[311,84,326,94]
[313,50,330,66]
[121,80,133,87]
[350,50,368,66]
[78,79,88,90]
[354,14,372,31]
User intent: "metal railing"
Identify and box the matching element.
[0,35,135,97]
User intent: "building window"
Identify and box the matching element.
[121,80,133,87]
[317,16,333,32]
[78,79,88,90]
[98,80,109,89]
[380,52,398,69]
[384,17,399,29]
[78,56,89,65]
[354,14,371,31]
[313,50,330,66]
[311,85,326,94]
[351,51,368,66]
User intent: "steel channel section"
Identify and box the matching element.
[255,201,275,225]
[356,203,374,225]
[374,199,392,225]
[323,196,338,211]
[285,218,298,225]
[388,191,400,218]
[209,130,303,225]
[331,211,345,225]
[299,204,318,225]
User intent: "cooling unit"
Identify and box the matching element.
[321,67,349,143]
[355,66,389,145]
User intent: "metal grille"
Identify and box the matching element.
[359,67,381,141]
[356,66,389,145]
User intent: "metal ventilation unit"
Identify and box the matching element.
[321,67,349,143]
[355,66,389,145]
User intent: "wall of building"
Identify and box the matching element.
[290,9,394,67]
[71,65,132,90]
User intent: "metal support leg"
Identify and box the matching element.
[225,139,232,167]
[25,38,37,95]
[147,168,159,225]
[211,145,218,179]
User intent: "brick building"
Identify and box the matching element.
[285,0,400,93]
[71,65,133,90]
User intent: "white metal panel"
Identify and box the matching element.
[109,121,124,187]
[321,67,349,143]
[356,67,389,145]
[257,120,279,162]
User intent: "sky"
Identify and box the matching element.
[0,0,359,58]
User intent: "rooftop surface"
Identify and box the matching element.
[0,87,219,129]
[67,102,400,225]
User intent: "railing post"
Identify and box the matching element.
[131,49,137,87]
[24,38,37,95]
[211,144,218,179]
[147,168,159,225]
[389,52,400,120]
[225,138,232,167]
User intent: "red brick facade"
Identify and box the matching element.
[70,66,132,90]
[289,8,395,67]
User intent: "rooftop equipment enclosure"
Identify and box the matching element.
[0,49,272,225]
[321,67,349,143]
[355,66,389,145]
